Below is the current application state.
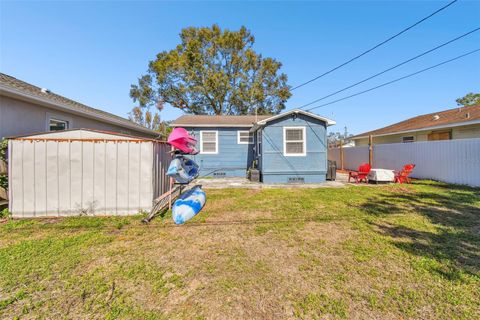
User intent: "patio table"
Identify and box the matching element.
[367,168,395,183]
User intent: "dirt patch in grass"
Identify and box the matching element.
[300,221,350,244]
[387,185,417,194]
[166,221,355,319]
[204,197,236,212]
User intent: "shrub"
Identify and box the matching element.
[0,208,10,219]
[0,175,7,189]
[0,139,7,160]
[0,139,7,190]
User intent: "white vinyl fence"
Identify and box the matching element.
[8,130,171,217]
[328,138,480,187]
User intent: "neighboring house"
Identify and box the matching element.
[0,73,159,139]
[171,109,336,183]
[328,140,355,148]
[351,104,480,146]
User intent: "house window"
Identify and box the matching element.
[284,127,306,156]
[49,118,69,131]
[237,131,253,144]
[200,131,218,154]
[428,130,451,141]
[402,136,414,143]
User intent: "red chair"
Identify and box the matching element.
[348,163,371,183]
[394,164,416,184]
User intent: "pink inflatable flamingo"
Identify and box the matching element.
[167,128,199,154]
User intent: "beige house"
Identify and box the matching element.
[352,104,480,146]
[0,73,159,139]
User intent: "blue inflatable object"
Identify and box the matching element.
[166,156,199,184]
[172,186,206,224]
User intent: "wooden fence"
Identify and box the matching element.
[328,138,480,187]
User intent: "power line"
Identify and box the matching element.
[305,48,480,112]
[291,0,458,91]
[298,27,480,109]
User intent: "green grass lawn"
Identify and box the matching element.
[1,181,479,319]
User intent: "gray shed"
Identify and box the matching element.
[8,129,170,217]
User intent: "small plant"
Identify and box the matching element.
[0,175,7,189]
[0,139,7,160]
[0,139,8,191]
[0,208,10,219]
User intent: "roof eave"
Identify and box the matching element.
[255,109,336,126]
[170,109,336,129]
[170,123,254,128]
[352,119,480,139]
[0,84,159,136]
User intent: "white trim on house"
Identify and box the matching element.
[257,109,336,127]
[0,84,158,135]
[171,124,253,128]
[352,119,480,140]
[256,130,262,157]
[237,130,253,144]
[200,130,218,154]
[283,126,306,157]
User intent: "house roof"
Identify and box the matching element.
[255,109,336,127]
[352,104,480,139]
[171,109,336,128]
[171,114,271,127]
[0,73,158,136]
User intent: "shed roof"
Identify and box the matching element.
[8,128,162,142]
[352,104,480,139]
[0,73,158,136]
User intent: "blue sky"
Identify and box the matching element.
[1,0,479,135]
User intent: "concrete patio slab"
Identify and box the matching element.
[195,172,349,189]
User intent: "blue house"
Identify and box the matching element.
[171,109,336,183]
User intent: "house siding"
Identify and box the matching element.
[185,127,253,177]
[260,113,327,183]
[353,123,480,146]
[0,95,157,139]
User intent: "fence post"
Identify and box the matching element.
[340,140,344,170]
[369,135,373,167]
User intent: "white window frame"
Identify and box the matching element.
[402,136,415,143]
[200,130,218,154]
[256,130,262,157]
[48,118,69,131]
[46,113,72,131]
[283,126,306,157]
[237,130,253,144]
